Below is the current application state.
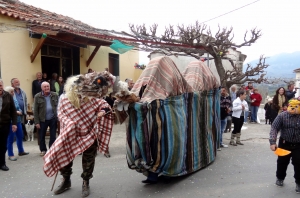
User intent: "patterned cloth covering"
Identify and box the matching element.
[126,90,220,176]
[125,56,221,177]
[43,72,115,177]
[131,56,193,103]
[182,60,220,91]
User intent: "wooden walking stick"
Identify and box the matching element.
[51,172,59,191]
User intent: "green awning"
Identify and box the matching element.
[110,40,134,54]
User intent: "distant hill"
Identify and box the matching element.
[244,51,300,78]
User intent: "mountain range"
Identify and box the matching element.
[243,51,300,78]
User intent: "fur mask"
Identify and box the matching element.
[114,81,139,103]
[64,71,116,108]
[287,99,300,114]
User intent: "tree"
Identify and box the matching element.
[122,21,269,89]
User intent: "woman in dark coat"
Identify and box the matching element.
[270,87,287,123]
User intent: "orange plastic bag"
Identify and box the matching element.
[274,148,291,156]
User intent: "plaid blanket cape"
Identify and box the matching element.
[43,95,114,177]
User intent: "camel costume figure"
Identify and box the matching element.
[43,71,115,197]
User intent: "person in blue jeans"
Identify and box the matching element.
[250,89,262,123]
[219,87,231,150]
[5,86,29,161]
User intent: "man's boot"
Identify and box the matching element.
[229,133,237,146]
[54,176,71,195]
[82,180,90,197]
[236,133,244,145]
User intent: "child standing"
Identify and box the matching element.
[264,99,272,124]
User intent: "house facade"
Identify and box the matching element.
[0,0,140,104]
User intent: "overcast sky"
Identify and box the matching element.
[21,0,300,64]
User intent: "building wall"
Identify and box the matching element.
[0,15,41,105]
[80,46,140,82]
[0,15,140,105]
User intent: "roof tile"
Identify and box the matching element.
[0,0,113,43]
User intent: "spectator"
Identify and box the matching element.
[269,99,300,192]
[230,85,237,103]
[282,103,288,112]
[230,90,248,146]
[286,83,299,101]
[244,89,251,124]
[271,87,287,122]
[245,82,254,93]
[58,76,65,96]
[4,86,29,161]
[11,78,27,140]
[50,73,59,94]
[219,87,231,150]
[250,88,262,123]
[240,84,245,91]
[0,79,17,171]
[125,78,134,91]
[224,85,236,133]
[42,73,49,82]
[32,72,44,98]
[88,68,93,73]
[264,99,272,124]
[34,82,58,156]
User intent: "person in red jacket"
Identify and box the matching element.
[250,88,262,123]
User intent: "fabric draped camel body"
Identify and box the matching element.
[125,56,221,177]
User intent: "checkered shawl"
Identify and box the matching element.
[182,60,220,91]
[43,95,114,177]
[131,56,193,103]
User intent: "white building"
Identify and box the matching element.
[293,68,300,98]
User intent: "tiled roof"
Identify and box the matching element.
[294,68,300,73]
[0,0,112,43]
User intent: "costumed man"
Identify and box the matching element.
[270,98,300,193]
[43,71,115,197]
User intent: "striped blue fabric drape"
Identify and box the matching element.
[126,89,220,176]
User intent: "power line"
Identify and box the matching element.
[199,0,261,24]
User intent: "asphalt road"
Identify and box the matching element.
[1,114,299,198]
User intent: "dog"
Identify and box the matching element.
[25,120,35,141]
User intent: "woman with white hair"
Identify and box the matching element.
[4,86,29,161]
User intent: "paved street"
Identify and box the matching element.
[1,108,299,198]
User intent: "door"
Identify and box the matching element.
[109,53,119,76]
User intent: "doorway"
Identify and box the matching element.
[41,45,79,81]
[109,53,119,76]
[41,57,60,79]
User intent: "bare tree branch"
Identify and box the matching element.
[124,21,265,88]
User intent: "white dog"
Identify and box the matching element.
[25,120,35,141]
